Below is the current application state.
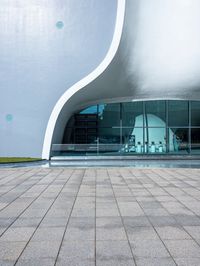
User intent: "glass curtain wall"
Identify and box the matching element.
[191,101,200,154]
[51,100,200,156]
[168,101,189,154]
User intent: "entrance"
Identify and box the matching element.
[51,100,200,157]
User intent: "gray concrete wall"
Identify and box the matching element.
[0,0,117,157]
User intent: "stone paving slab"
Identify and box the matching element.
[0,167,200,265]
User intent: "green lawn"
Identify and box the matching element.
[0,157,42,163]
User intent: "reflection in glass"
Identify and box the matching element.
[54,100,200,157]
[80,105,97,114]
[145,101,166,126]
[191,128,200,154]
[122,102,143,127]
[98,103,120,127]
[168,101,189,126]
[98,128,121,155]
[145,128,166,153]
[121,111,144,154]
[122,128,143,154]
[169,128,189,154]
[98,128,120,144]
[191,101,200,126]
[143,112,167,153]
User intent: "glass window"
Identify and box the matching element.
[144,127,166,153]
[63,127,75,144]
[145,101,166,127]
[80,105,97,114]
[122,102,143,127]
[98,128,121,155]
[98,128,120,144]
[98,103,120,127]
[191,128,200,154]
[121,127,143,154]
[191,101,200,126]
[168,128,189,154]
[59,100,200,156]
[168,101,189,127]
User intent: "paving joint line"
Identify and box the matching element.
[0,169,29,183]
[0,168,41,197]
[107,169,138,266]
[0,169,64,238]
[148,169,200,250]
[14,168,74,265]
[147,169,200,220]
[94,169,97,266]
[0,169,52,215]
[0,168,49,204]
[153,168,200,201]
[121,168,178,266]
[54,169,86,266]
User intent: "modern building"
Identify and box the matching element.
[1,0,200,159]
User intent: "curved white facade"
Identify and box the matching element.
[42,0,125,159]
[1,0,200,159]
[43,0,200,159]
[0,0,117,158]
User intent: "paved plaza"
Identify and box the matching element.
[0,167,200,265]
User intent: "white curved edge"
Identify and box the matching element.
[42,0,126,159]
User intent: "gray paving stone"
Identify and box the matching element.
[31,227,64,241]
[40,217,68,227]
[16,258,55,266]
[184,226,200,241]
[139,201,163,209]
[0,227,35,242]
[130,239,170,258]
[164,239,200,258]
[20,241,61,260]
[136,196,158,202]
[96,217,122,228]
[12,217,41,228]
[64,217,95,241]
[174,257,200,266]
[118,202,144,216]
[0,260,15,266]
[0,241,27,260]
[0,225,6,234]
[46,207,72,217]
[127,226,159,241]
[155,196,177,202]
[169,208,196,216]
[136,258,176,266]
[96,196,115,203]
[116,196,136,202]
[57,240,94,264]
[0,167,200,265]
[0,218,16,227]
[96,241,134,266]
[156,226,191,240]
[123,216,151,227]
[148,215,178,226]
[96,217,126,240]
[0,203,8,210]
[20,208,47,218]
[96,207,120,217]
[144,208,169,216]
[96,258,135,266]
[173,215,200,226]
[57,257,95,266]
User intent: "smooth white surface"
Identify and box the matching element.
[0,0,117,157]
[42,0,200,159]
[42,0,126,159]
